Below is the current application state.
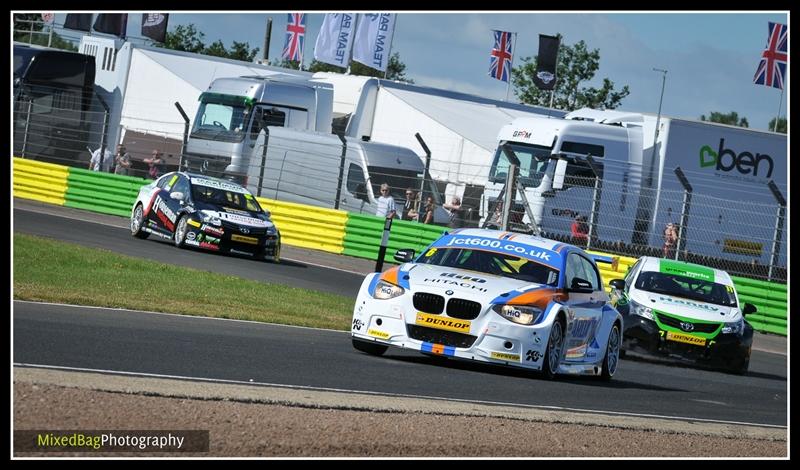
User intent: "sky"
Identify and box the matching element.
[48,11,789,131]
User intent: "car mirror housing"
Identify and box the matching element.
[609,279,626,290]
[394,249,415,263]
[742,303,757,316]
[170,191,185,202]
[569,277,593,293]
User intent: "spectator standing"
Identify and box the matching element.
[113,144,132,176]
[88,147,114,172]
[443,196,465,229]
[402,188,419,221]
[420,196,435,224]
[571,214,589,246]
[375,183,397,218]
[144,150,165,179]
[663,223,678,258]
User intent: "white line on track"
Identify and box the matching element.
[14,362,786,430]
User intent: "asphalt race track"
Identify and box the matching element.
[13,207,787,428]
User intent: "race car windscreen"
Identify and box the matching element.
[417,247,559,286]
[634,271,737,307]
[192,185,262,213]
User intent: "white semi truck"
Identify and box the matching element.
[482,109,787,266]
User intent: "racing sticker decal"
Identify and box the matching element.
[190,177,249,194]
[659,259,715,282]
[367,329,390,339]
[415,313,471,334]
[231,234,258,245]
[425,248,437,257]
[525,350,541,362]
[187,219,201,228]
[352,319,364,331]
[165,174,178,191]
[421,342,455,356]
[216,212,269,227]
[490,351,520,362]
[223,207,250,216]
[656,296,719,312]
[201,224,224,236]
[431,234,561,269]
[152,195,177,231]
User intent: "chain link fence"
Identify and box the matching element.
[12,90,787,282]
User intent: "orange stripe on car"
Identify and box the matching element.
[380,266,400,285]
[508,288,567,310]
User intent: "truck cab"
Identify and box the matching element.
[483,114,644,242]
[184,76,333,182]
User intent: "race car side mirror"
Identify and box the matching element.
[568,277,594,293]
[170,192,185,202]
[742,303,757,316]
[394,249,415,263]
[609,279,626,290]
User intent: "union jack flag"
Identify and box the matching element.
[753,22,787,90]
[489,30,514,83]
[282,13,306,62]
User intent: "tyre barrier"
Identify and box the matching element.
[12,157,787,336]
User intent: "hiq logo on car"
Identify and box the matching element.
[699,138,774,178]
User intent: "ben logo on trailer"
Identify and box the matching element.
[699,138,774,178]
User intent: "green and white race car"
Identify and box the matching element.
[609,257,756,374]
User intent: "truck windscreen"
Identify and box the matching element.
[191,94,253,143]
[489,142,551,187]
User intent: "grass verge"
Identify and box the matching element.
[13,233,354,331]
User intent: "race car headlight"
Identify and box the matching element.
[629,299,654,320]
[266,226,277,235]
[721,317,744,335]
[200,210,222,226]
[372,280,405,300]
[491,304,543,326]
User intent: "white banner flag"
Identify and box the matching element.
[314,13,356,68]
[352,13,396,72]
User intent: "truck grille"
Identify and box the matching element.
[656,312,720,334]
[446,298,482,320]
[413,292,444,314]
[406,325,477,349]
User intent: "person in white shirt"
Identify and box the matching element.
[375,183,397,218]
[88,146,114,172]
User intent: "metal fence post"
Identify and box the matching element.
[375,216,394,272]
[334,133,347,209]
[174,102,191,171]
[502,164,517,231]
[674,167,693,261]
[415,133,431,220]
[767,180,786,281]
[257,128,271,197]
[585,155,602,249]
[21,99,33,158]
[98,97,110,172]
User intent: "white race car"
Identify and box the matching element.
[609,257,756,374]
[351,229,623,380]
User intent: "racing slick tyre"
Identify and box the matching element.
[542,318,565,380]
[600,323,621,381]
[727,355,750,375]
[352,337,388,356]
[174,215,188,248]
[131,204,149,239]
